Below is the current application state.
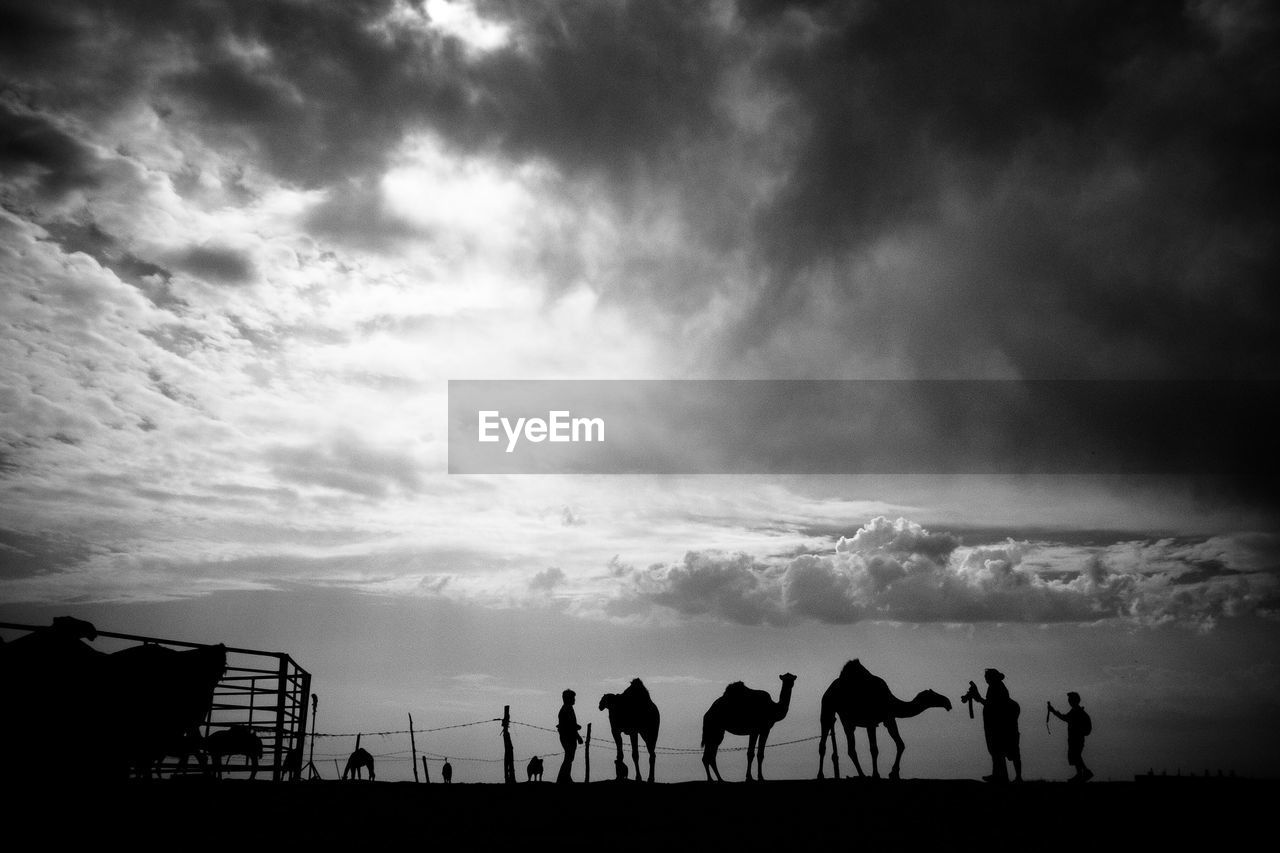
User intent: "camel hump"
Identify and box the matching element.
[626,678,651,700]
[839,659,871,683]
[724,681,747,695]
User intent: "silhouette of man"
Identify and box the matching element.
[967,668,1022,783]
[556,689,583,783]
[1048,692,1093,782]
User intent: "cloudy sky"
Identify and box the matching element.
[2,0,1278,781]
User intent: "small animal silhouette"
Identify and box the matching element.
[527,756,543,782]
[343,733,375,781]
[614,759,629,781]
[442,759,453,783]
[207,725,263,780]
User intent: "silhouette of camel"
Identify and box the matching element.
[343,734,375,781]
[146,730,207,779]
[208,725,263,780]
[817,659,952,780]
[108,642,227,779]
[527,756,543,781]
[599,678,661,782]
[701,673,797,782]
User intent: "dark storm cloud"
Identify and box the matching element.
[732,0,1280,378]
[0,102,104,199]
[1,0,730,190]
[4,0,1277,395]
[39,220,183,307]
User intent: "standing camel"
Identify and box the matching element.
[701,673,797,782]
[599,678,661,782]
[817,659,952,780]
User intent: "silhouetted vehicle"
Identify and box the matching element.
[817,659,951,780]
[702,674,797,782]
[599,678,661,782]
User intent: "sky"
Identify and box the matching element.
[1,0,1278,781]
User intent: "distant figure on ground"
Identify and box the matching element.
[527,756,543,782]
[343,734,375,781]
[1048,692,1093,782]
[282,745,302,782]
[701,673,797,782]
[556,689,583,783]
[207,725,263,780]
[614,759,629,781]
[962,669,1022,783]
[817,659,952,780]
[599,678,661,782]
[442,759,453,783]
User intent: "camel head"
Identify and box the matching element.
[779,673,797,687]
[915,689,953,712]
[599,693,615,712]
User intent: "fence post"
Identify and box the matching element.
[422,756,431,783]
[410,713,420,783]
[273,655,288,781]
[585,722,591,783]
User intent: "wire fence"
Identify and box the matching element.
[309,716,821,765]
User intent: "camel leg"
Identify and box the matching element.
[818,711,839,779]
[702,730,724,782]
[885,718,905,780]
[746,733,757,781]
[630,732,641,782]
[757,728,771,781]
[840,718,865,778]
[646,736,656,783]
[867,725,881,779]
[249,751,258,782]
[613,731,624,780]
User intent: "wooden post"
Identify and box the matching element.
[409,713,419,783]
[502,705,514,784]
[585,722,591,783]
[333,759,340,777]
[422,756,431,783]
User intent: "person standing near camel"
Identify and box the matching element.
[1048,692,1093,782]
[556,689,583,783]
[962,668,1022,783]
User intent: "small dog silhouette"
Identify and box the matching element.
[527,756,543,782]
[615,758,629,781]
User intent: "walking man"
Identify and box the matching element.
[1048,692,1093,782]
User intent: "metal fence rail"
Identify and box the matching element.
[0,621,311,782]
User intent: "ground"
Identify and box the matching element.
[6,777,1269,848]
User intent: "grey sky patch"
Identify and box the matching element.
[0,527,91,578]
[267,432,422,499]
[529,566,565,592]
[174,244,255,284]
